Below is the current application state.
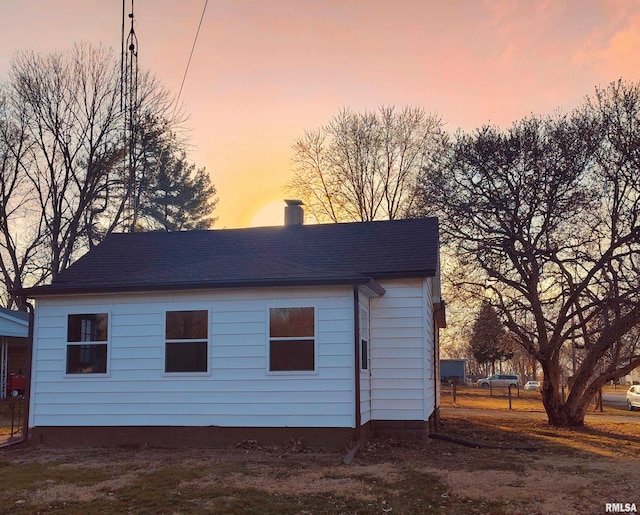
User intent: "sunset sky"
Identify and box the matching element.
[1,0,639,228]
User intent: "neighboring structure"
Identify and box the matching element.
[440,359,467,384]
[622,367,640,385]
[0,308,29,399]
[17,204,445,448]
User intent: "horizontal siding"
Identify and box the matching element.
[30,286,356,429]
[370,278,428,421]
[424,278,435,416]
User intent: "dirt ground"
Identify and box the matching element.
[1,408,638,514]
[1,388,638,514]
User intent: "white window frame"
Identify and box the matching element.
[65,312,111,377]
[266,305,318,375]
[164,309,211,376]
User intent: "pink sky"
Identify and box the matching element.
[2,0,639,228]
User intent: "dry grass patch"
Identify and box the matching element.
[443,384,548,412]
[428,413,639,514]
[185,461,401,502]
[1,410,638,514]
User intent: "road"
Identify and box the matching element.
[602,389,628,408]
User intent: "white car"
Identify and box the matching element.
[626,385,640,411]
[524,381,540,391]
[477,374,521,388]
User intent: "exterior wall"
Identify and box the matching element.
[30,286,356,431]
[370,278,435,422]
[7,342,28,375]
[358,296,371,425]
[30,425,355,449]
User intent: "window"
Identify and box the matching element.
[269,307,315,371]
[359,306,370,371]
[66,313,108,374]
[165,310,208,373]
[361,339,369,370]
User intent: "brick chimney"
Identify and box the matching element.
[284,199,304,226]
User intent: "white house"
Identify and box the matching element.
[17,204,445,448]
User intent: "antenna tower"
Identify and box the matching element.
[121,0,139,231]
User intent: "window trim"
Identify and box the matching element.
[164,309,211,376]
[65,312,111,377]
[267,305,318,375]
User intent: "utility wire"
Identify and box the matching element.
[173,0,209,120]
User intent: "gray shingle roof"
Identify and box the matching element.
[19,217,439,296]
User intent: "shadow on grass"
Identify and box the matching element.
[439,412,640,459]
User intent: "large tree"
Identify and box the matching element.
[288,106,444,222]
[0,44,217,308]
[9,44,126,281]
[419,80,640,427]
[0,87,45,309]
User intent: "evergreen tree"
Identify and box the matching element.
[469,301,513,375]
[138,149,218,231]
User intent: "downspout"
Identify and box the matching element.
[433,311,439,431]
[353,286,361,437]
[2,301,34,449]
[343,285,361,465]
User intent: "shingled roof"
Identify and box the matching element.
[19,217,439,297]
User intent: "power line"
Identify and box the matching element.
[173,0,209,119]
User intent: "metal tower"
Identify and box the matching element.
[121,0,140,231]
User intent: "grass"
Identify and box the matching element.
[443,384,546,411]
[442,383,640,417]
[0,389,638,514]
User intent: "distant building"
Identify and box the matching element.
[440,359,467,384]
[622,367,640,385]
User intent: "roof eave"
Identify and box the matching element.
[15,276,384,298]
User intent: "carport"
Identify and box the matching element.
[0,308,29,399]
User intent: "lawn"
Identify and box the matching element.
[0,390,638,514]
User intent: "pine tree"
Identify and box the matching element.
[469,301,513,375]
[139,151,217,231]
[132,118,218,232]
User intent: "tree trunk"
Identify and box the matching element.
[540,361,589,427]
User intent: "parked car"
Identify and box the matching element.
[626,385,640,411]
[477,374,521,388]
[524,380,541,391]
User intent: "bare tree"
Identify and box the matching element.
[419,81,640,427]
[9,44,125,279]
[1,43,216,308]
[0,87,46,309]
[288,106,444,222]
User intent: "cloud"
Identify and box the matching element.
[600,16,640,79]
[572,4,640,82]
